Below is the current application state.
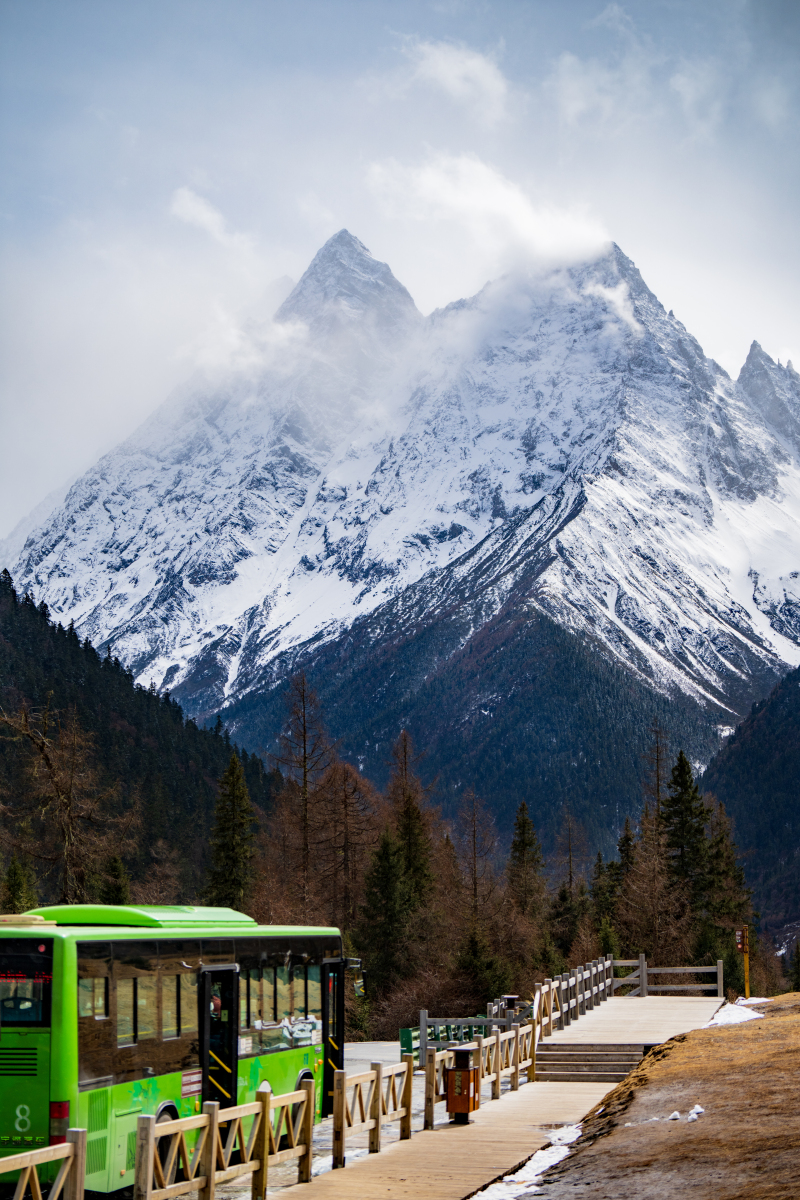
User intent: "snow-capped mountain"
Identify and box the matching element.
[9,230,800,734]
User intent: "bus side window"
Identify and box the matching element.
[307,965,321,1022]
[292,964,307,1017]
[262,967,275,1023]
[179,974,198,1035]
[137,975,157,1040]
[117,978,135,1046]
[276,965,291,1021]
[248,970,260,1028]
[240,973,249,1029]
[79,977,108,1018]
[163,975,179,1039]
[78,978,93,1018]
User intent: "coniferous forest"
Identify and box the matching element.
[0,568,792,1037]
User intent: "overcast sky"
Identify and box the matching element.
[1,0,798,537]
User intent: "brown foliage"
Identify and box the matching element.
[0,704,139,903]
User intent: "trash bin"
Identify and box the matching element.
[445,1045,480,1124]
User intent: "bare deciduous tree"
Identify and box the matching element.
[0,704,138,904]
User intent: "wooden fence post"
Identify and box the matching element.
[298,1079,314,1183]
[639,954,648,997]
[511,1024,520,1091]
[251,1085,270,1200]
[492,1028,501,1100]
[200,1102,219,1200]
[717,959,724,998]
[475,1034,484,1092]
[134,1115,155,1200]
[332,1070,346,1168]
[562,974,571,1026]
[65,1129,86,1200]
[607,955,614,997]
[424,1047,436,1131]
[400,1054,413,1140]
[369,1063,383,1154]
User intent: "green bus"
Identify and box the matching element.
[0,905,347,1191]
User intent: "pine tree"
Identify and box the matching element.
[356,829,410,995]
[615,805,693,964]
[790,942,800,992]
[507,801,545,920]
[204,754,256,910]
[702,801,751,927]
[661,751,709,904]
[99,856,131,904]
[455,925,512,1008]
[386,731,432,912]
[2,854,37,913]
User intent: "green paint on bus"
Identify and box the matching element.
[0,907,346,1192]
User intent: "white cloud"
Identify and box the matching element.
[400,38,509,125]
[170,187,252,250]
[669,59,726,140]
[584,280,641,333]
[367,152,610,272]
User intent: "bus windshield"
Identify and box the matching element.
[0,939,53,1026]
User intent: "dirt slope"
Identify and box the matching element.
[537,995,800,1199]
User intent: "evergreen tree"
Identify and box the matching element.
[2,854,37,913]
[455,925,512,1008]
[204,754,256,910]
[386,731,432,912]
[702,801,752,927]
[356,829,410,995]
[617,818,636,876]
[99,856,131,904]
[661,751,710,904]
[790,942,800,992]
[507,801,545,919]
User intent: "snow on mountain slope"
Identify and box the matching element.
[10,231,800,722]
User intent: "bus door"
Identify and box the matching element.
[320,960,344,1118]
[200,967,239,1106]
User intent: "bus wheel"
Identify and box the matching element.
[156,1106,180,1174]
[280,1071,314,1151]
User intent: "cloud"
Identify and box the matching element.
[669,59,727,140]
[367,152,610,271]
[584,280,641,333]
[170,187,252,250]
[398,38,509,125]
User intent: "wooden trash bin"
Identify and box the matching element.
[445,1046,480,1125]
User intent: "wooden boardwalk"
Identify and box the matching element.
[279,1081,608,1199]
[276,997,723,1199]
[546,996,722,1045]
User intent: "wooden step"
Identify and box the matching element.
[534,1070,629,1083]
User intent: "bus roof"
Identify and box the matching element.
[12,906,339,938]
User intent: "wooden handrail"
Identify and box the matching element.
[0,1129,86,1200]
[134,1083,314,1200]
[332,1054,413,1168]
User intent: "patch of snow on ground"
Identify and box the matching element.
[735,997,772,1006]
[476,1125,582,1198]
[703,1002,763,1026]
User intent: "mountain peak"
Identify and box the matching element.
[275,229,419,331]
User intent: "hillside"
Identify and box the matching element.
[0,569,281,899]
[702,666,800,935]
[6,230,800,872]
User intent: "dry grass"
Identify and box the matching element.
[538,994,800,1199]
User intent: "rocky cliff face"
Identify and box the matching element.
[13,231,799,732]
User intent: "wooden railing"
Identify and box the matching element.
[423,1022,537,1129]
[418,957,617,1061]
[332,1055,413,1168]
[0,1130,86,1200]
[612,955,723,997]
[134,1083,314,1200]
